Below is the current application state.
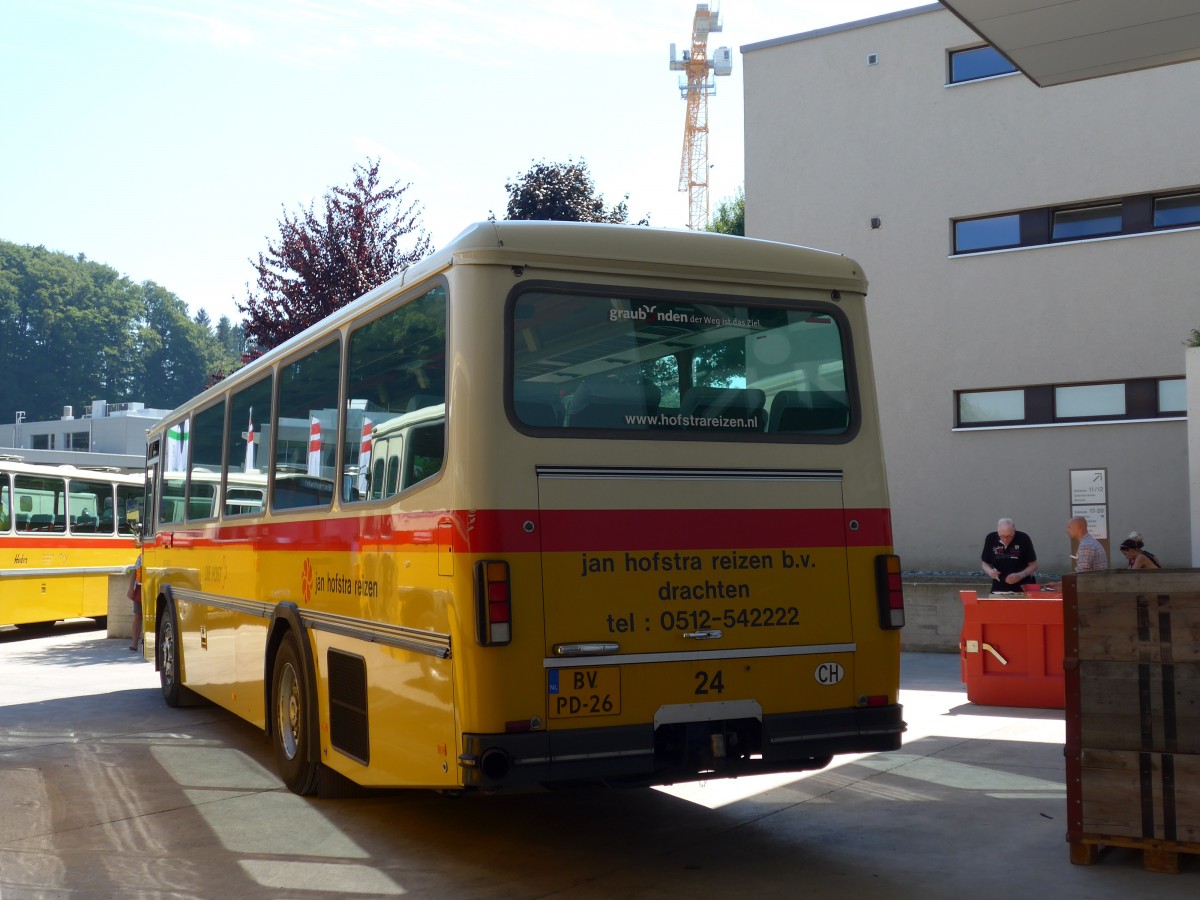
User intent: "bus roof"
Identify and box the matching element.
[372,403,446,439]
[153,222,867,431]
[0,459,142,482]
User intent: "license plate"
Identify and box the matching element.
[547,667,621,718]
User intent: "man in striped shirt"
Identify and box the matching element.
[1068,516,1108,573]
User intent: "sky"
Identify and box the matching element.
[1,1,918,326]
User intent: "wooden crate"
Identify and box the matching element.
[1064,569,1200,872]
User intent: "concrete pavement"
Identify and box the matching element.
[0,623,1195,899]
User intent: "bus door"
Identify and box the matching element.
[536,467,856,726]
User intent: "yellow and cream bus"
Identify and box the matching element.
[142,221,905,795]
[0,458,143,630]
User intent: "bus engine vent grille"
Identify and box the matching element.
[328,649,370,765]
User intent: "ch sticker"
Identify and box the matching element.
[815,662,844,685]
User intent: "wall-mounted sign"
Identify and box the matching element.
[1070,469,1107,505]
[1070,504,1109,540]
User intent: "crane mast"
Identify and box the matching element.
[670,4,732,230]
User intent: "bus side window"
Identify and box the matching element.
[385,452,401,497]
[370,457,386,501]
[403,422,445,489]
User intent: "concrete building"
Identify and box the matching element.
[0,400,168,470]
[744,4,1197,576]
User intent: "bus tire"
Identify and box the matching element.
[158,599,186,707]
[272,631,320,796]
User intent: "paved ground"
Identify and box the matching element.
[0,622,1195,899]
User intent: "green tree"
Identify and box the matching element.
[215,315,245,358]
[502,159,647,224]
[0,241,141,424]
[133,283,233,409]
[1187,328,1200,347]
[239,159,433,352]
[708,187,745,236]
[0,239,242,424]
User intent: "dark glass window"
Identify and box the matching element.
[117,483,142,535]
[949,46,1017,83]
[273,340,341,511]
[954,215,1021,253]
[1159,378,1186,413]
[68,478,113,534]
[14,474,66,533]
[957,376,1184,429]
[510,291,852,439]
[188,400,225,521]
[1052,205,1122,241]
[1153,193,1200,228]
[224,375,272,516]
[344,286,447,503]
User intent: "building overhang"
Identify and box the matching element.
[940,0,1200,86]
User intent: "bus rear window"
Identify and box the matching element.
[510,291,853,437]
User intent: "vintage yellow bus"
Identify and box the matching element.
[0,458,143,630]
[142,221,905,795]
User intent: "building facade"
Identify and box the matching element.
[0,400,167,470]
[744,4,1197,573]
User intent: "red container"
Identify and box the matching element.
[959,590,1065,708]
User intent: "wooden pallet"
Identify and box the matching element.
[1070,833,1200,873]
[1065,571,1200,876]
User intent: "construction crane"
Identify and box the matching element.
[670,4,732,230]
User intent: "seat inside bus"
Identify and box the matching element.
[680,387,766,428]
[514,382,566,427]
[767,390,850,434]
[565,382,661,428]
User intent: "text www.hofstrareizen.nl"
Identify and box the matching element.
[624,413,760,429]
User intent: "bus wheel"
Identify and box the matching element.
[272,632,319,795]
[159,600,185,707]
[158,607,198,710]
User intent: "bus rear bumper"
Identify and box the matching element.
[459,704,905,789]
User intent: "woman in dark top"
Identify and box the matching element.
[1119,532,1161,569]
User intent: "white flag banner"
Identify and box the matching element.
[357,418,373,495]
[244,409,256,473]
[166,419,189,473]
[307,416,322,477]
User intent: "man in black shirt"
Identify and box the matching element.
[981,517,1039,593]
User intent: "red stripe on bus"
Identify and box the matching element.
[0,538,138,550]
[535,508,892,551]
[149,507,893,554]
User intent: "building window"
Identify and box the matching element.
[1159,378,1186,413]
[1055,383,1125,419]
[956,376,1183,428]
[65,431,89,451]
[32,434,54,450]
[954,214,1021,254]
[948,45,1017,84]
[953,186,1200,255]
[1052,204,1122,241]
[1153,193,1200,229]
[958,389,1024,424]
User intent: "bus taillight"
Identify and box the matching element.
[475,560,512,646]
[874,554,905,630]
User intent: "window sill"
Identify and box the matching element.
[954,416,1185,432]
